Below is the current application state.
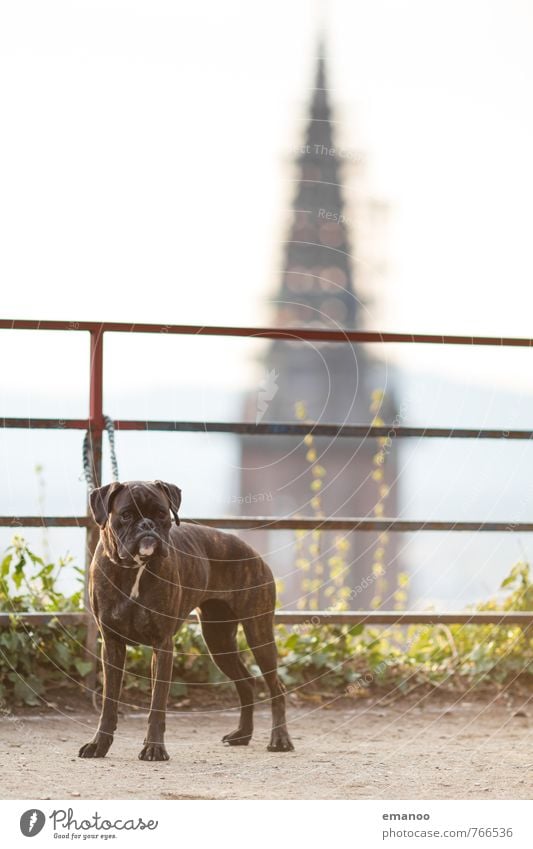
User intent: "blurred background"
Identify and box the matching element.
[2,0,533,611]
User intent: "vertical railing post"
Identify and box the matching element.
[84,326,104,694]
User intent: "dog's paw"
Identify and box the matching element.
[222,729,252,746]
[138,742,170,761]
[267,729,295,752]
[78,736,112,758]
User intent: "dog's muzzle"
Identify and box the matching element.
[113,518,170,564]
[133,527,169,561]
[138,535,158,558]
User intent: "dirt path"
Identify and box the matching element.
[2,695,532,799]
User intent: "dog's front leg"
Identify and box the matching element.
[138,638,174,761]
[79,635,126,758]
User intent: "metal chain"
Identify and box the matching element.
[103,415,120,483]
[82,415,120,492]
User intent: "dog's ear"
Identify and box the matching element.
[89,482,124,528]
[154,480,182,525]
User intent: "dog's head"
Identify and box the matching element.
[89,480,181,566]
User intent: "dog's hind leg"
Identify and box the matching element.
[242,613,294,752]
[199,602,255,746]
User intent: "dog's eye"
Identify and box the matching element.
[121,511,133,521]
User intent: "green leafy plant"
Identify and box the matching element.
[274,564,533,697]
[0,537,532,707]
[0,537,230,706]
[293,402,352,611]
[0,537,89,705]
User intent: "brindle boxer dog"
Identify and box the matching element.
[78,480,294,761]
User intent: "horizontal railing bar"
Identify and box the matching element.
[2,418,90,429]
[0,613,87,626]
[0,611,531,627]
[185,518,533,532]
[115,422,533,440]
[3,418,533,441]
[2,516,533,532]
[0,517,91,528]
[273,611,533,625]
[2,319,533,347]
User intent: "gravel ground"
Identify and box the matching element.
[2,694,532,799]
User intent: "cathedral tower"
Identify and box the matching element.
[240,43,398,609]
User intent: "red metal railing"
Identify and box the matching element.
[1,318,532,638]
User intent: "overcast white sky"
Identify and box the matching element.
[1,0,533,397]
[3,1,533,605]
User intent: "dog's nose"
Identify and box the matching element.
[138,519,156,533]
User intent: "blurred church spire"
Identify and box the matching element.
[274,35,357,330]
[239,32,398,610]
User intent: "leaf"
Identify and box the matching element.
[27,550,45,566]
[283,633,301,651]
[278,666,297,686]
[74,659,94,678]
[207,663,228,684]
[13,674,42,706]
[12,558,26,589]
[170,681,188,697]
[1,554,12,578]
[500,574,517,589]
[52,641,72,669]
